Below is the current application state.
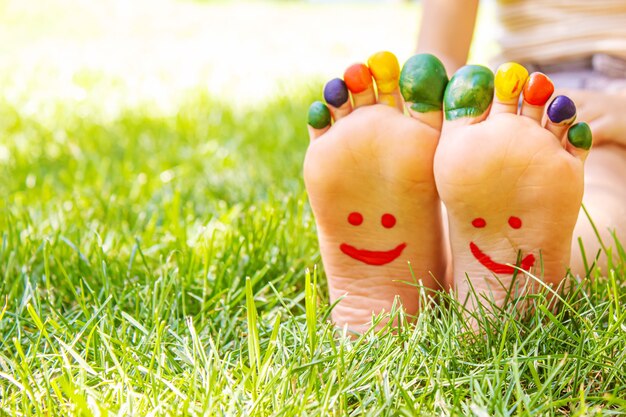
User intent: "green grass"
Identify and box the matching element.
[1,81,625,415]
[0,1,625,414]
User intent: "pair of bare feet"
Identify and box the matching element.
[304,52,595,333]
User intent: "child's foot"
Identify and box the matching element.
[304,52,449,333]
[435,63,592,313]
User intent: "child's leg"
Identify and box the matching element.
[570,144,626,275]
[541,68,626,275]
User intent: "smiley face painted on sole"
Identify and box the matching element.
[469,216,536,274]
[339,211,407,266]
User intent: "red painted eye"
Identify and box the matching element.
[508,216,522,229]
[381,213,396,228]
[348,212,363,226]
[472,217,486,228]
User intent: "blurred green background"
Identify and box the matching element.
[0,0,497,116]
[0,0,498,221]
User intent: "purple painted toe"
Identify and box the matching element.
[547,95,576,124]
[324,78,349,107]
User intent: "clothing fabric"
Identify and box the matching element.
[526,54,626,92]
[495,0,626,83]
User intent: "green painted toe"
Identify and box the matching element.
[567,122,592,150]
[308,101,331,129]
[399,54,448,113]
[443,65,494,121]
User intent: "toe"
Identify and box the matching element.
[546,95,577,141]
[399,53,448,130]
[324,78,352,122]
[490,62,528,116]
[307,101,331,140]
[443,65,494,125]
[565,121,592,162]
[367,51,404,112]
[520,72,554,122]
[344,63,376,109]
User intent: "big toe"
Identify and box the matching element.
[443,65,495,127]
[399,53,448,130]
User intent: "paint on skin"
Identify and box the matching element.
[470,242,535,274]
[348,211,363,226]
[342,211,401,265]
[547,95,577,124]
[344,63,373,94]
[473,216,521,229]
[399,53,448,113]
[381,213,396,228]
[307,101,331,129]
[323,78,349,108]
[508,216,522,229]
[494,62,529,102]
[568,122,592,150]
[367,51,400,94]
[472,217,486,228]
[340,243,406,266]
[470,216,530,273]
[443,65,494,120]
[522,72,554,106]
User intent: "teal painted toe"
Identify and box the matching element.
[567,122,592,150]
[308,101,331,129]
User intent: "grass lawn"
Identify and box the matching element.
[1,1,625,415]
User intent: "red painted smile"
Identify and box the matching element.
[340,242,406,266]
[470,242,535,274]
